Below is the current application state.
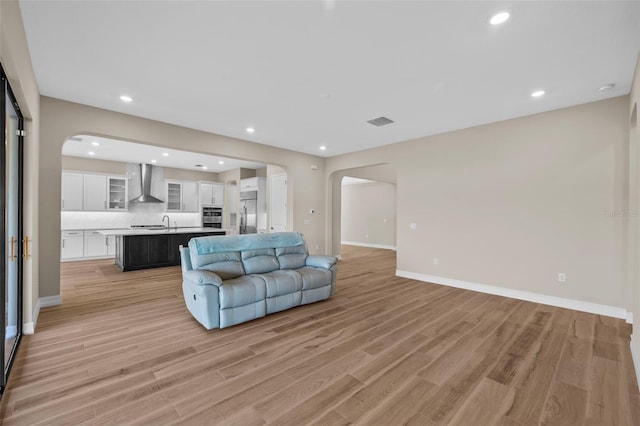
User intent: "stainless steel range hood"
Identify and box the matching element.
[129,163,164,204]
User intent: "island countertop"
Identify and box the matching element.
[98,227,231,236]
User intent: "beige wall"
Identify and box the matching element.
[62,156,127,175]
[1,0,41,330]
[62,155,222,182]
[629,54,640,376]
[40,96,327,299]
[341,181,396,248]
[327,96,629,310]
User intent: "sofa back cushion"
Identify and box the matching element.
[189,250,245,280]
[188,232,308,278]
[276,245,308,270]
[242,249,280,274]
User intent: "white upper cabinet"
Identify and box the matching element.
[200,182,224,207]
[83,174,108,211]
[182,181,198,212]
[61,172,84,211]
[240,177,259,192]
[62,171,127,212]
[108,177,127,211]
[166,180,198,212]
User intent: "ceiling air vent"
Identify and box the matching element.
[366,116,394,127]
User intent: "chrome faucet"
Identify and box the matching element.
[162,215,170,230]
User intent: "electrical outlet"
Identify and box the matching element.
[558,273,566,283]
[410,223,417,230]
[433,257,439,265]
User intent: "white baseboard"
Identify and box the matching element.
[342,241,397,251]
[23,295,62,335]
[628,312,634,325]
[395,270,629,320]
[335,254,343,260]
[631,336,640,392]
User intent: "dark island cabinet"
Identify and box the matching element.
[115,231,224,271]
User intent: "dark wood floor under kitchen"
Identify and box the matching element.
[1,245,639,425]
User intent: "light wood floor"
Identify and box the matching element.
[1,245,639,425]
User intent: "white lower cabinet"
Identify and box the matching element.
[84,230,109,258]
[61,230,116,261]
[61,231,84,260]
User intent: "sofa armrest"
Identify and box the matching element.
[306,255,338,270]
[183,269,223,286]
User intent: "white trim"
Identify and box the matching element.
[335,254,343,260]
[627,312,634,325]
[631,336,640,392]
[23,295,62,335]
[40,295,62,308]
[395,270,628,320]
[342,241,397,251]
[23,322,35,335]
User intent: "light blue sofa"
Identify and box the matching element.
[180,232,338,329]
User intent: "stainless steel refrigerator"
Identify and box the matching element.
[239,191,258,234]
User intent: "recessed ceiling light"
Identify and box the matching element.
[490,11,510,25]
[218,160,224,165]
[320,146,327,151]
[202,166,208,170]
[151,159,157,164]
[120,95,133,103]
[246,127,255,133]
[599,83,616,92]
[531,90,545,98]
[162,152,169,157]
[91,141,100,146]
[88,151,95,156]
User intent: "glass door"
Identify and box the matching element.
[1,64,24,395]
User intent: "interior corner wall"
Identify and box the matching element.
[1,0,41,331]
[341,182,396,248]
[38,96,327,300]
[327,96,630,312]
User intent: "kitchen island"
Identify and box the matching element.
[99,228,227,271]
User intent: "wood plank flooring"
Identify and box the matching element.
[1,245,639,425]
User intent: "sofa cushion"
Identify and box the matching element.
[255,270,303,298]
[218,275,267,309]
[306,255,338,270]
[276,245,307,270]
[242,249,280,274]
[296,266,332,290]
[189,250,245,280]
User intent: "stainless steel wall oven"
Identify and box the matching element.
[202,206,223,228]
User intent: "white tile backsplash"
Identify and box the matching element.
[61,209,201,230]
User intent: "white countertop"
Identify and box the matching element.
[98,228,230,236]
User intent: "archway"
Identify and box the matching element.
[327,163,396,258]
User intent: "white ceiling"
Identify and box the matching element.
[20,1,640,158]
[62,135,265,173]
